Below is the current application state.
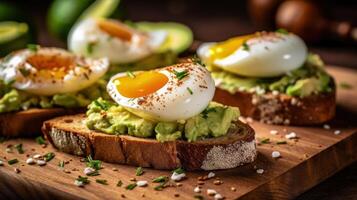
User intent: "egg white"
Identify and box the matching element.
[107,63,215,121]
[68,18,167,64]
[198,33,308,77]
[0,47,109,96]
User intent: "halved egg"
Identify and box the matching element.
[0,47,109,96]
[68,18,167,64]
[197,31,308,77]
[107,63,215,121]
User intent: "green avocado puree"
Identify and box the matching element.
[85,98,240,142]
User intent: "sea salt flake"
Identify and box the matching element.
[285,132,297,139]
[256,169,264,174]
[272,151,281,158]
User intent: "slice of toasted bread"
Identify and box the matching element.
[213,87,336,125]
[42,114,257,171]
[0,108,83,137]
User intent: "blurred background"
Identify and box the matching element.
[1,0,356,68]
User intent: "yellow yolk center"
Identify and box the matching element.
[208,34,256,62]
[115,71,168,98]
[97,19,133,41]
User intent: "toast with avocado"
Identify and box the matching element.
[42,114,256,170]
[0,47,110,137]
[197,31,336,125]
[42,63,257,170]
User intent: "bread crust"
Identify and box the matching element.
[0,108,83,137]
[213,87,336,125]
[42,114,257,170]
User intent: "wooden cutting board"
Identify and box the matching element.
[0,66,356,200]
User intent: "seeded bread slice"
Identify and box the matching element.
[42,114,257,171]
[213,87,336,125]
[0,108,84,137]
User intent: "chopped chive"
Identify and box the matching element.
[35,136,46,145]
[76,176,90,185]
[44,152,55,162]
[8,159,18,165]
[242,41,250,51]
[202,107,216,119]
[27,44,39,52]
[173,167,185,174]
[276,141,287,145]
[260,138,270,144]
[126,71,136,79]
[276,28,289,34]
[135,167,144,176]
[191,55,205,67]
[93,99,111,111]
[152,176,168,183]
[58,161,65,168]
[86,155,101,170]
[14,144,24,154]
[125,183,137,190]
[173,69,189,80]
[187,87,193,95]
[339,82,353,89]
[96,179,108,185]
[154,182,166,191]
[117,180,123,187]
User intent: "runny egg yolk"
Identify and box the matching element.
[115,71,168,98]
[208,34,256,62]
[97,19,133,41]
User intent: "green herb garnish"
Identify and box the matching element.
[96,179,108,185]
[14,144,24,154]
[276,28,289,34]
[27,44,39,52]
[135,167,144,176]
[276,141,287,145]
[260,138,270,144]
[173,69,189,80]
[125,183,137,190]
[76,176,90,185]
[191,55,205,67]
[59,161,65,168]
[152,176,168,183]
[44,152,55,162]
[86,155,101,170]
[242,41,250,51]
[35,136,46,145]
[202,107,216,119]
[86,42,96,55]
[8,159,18,165]
[187,87,193,95]
[93,99,111,111]
[126,71,136,79]
[117,180,123,187]
[339,82,353,89]
[154,182,167,191]
[19,68,30,77]
[173,167,185,174]
[88,170,100,176]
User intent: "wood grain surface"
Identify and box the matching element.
[0,66,356,200]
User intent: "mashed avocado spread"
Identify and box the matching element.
[85,98,240,142]
[210,53,332,97]
[0,79,109,113]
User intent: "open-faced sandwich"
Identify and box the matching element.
[68,17,193,76]
[42,63,257,170]
[197,30,335,125]
[0,46,109,136]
